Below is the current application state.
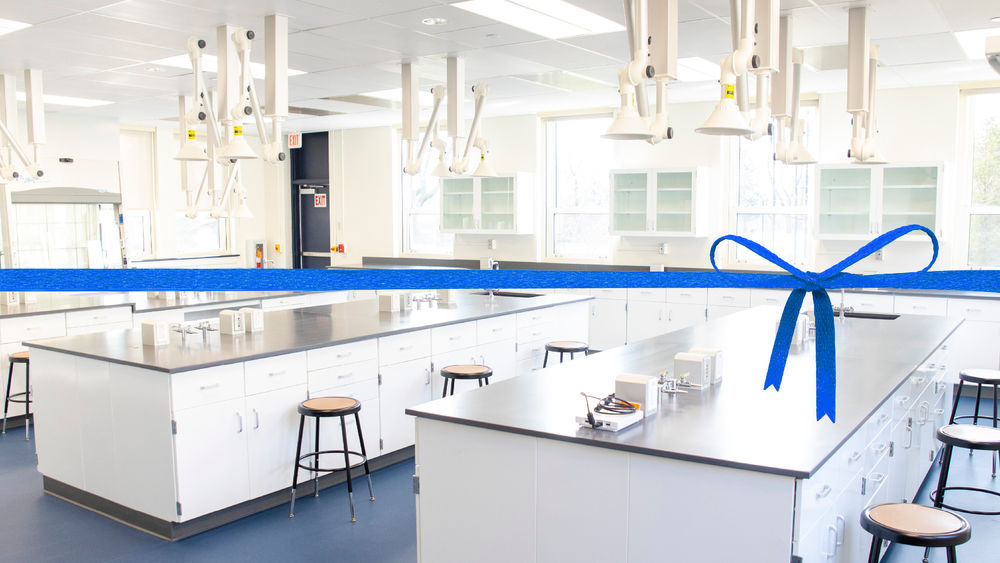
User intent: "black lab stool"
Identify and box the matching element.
[542,341,588,367]
[950,369,1000,476]
[860,503,970,563]
[288,397,373,522]
[931,424,1000,516]
[440,364,493,397]
[3,351,30,440]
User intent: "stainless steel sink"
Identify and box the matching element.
[834,311,900,320]
[470,291,544,298]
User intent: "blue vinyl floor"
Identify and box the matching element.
[0,397,996,562]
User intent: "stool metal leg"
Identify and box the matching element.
[484,377,489,386]
[559,351,564,363]
[923,546,930,563]
[441,377,448,398]
[313,417,320,497]
[974,384,983,424]
[867,536,882,563]
[2,361,13,435]
[340,415,355,522]
[355,412,374,502]
[934,444,954,508]
[450,378,456,396]
[289,415,305,517]
[24,361,29,441]
[946,545,957,563]
[478,378,483,388]
[949,380,964,424]
[542,350,548,368]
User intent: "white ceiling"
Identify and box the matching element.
[0,0,996,131]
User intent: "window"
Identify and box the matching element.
[401,144,454,255]
[545,115,613,258]
[14,203,122,267]
[966,90,1000,266]
[124,209,153,260]
[735,103,818,264]
[176,212,229,255]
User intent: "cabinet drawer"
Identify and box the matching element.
[431,321,478,354]
[66,320,133,336]
[516,321,556,345]
[750,289,790,308]
[307,339,378,371]
[379,330,431,365]
[516,308,557,328]
[864,401,893,446]
[65,306,132,328]
[1,313,66,343]
[311,375,379,403]
[947,298,1000,321]
[627,288,666,302]
[591,288,626,300]
[665,288,707,304]
[707,288,751,307]
[894,296,946,317]
[172,363,245,411]
[305,291,349,307]
[865,425,891,473]
[843,293,894,313]
[309,359,378,392]
[478,315,516,345]
[260,295,307,310]
[245,352,307,396]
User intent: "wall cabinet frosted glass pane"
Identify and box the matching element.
[439,173,532,234]
[881,166,937,231]
[817,167,872,236]
[609,168,704,236]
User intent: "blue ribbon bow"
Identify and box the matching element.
[709,224,939,423]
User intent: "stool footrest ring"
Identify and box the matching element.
[930,486,1000,515]
[296,449,367,474]
[951,414,1000,425]
[6,392,29,404]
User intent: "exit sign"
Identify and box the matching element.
[288,132,302,149]
[314,193,327,208]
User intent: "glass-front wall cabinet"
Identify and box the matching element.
[816,164,941,239]
[440,173,532,234]
[609,168,703,236]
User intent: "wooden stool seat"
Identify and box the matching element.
[289,396,373,522]
[959,369,1000,385]
[440,364,493,397]
[860,503,970,563]
[937,424,1000,451]
[298,396,360,417]
[544,341,589,353]
[9,351,28,362]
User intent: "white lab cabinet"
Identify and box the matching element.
[609,168,707,236]
[815,164,942,240]
[589,297,626,351]
[378,357,433,454]
[245,384,308,499]
[440,173,532,234]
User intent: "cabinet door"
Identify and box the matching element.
[706,305,744,321]
[441,177,476,231]
[886,417,911,503]
[173,397,250,520]
[479,339,516,383]
[816,167,873,239]
[626,302,667,343]
[880,166,938,232]
[245,385,307,499]
[379,358,432,454]
[479,176,516,231]
[610,171,649,233]
[653,171,694,233]
[667,303,707,332]
[589,298,626,351]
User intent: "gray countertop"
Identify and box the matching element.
[407,307,960,479]
[24,293,591,373]
[0,291,308,319]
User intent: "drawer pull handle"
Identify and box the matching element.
[912,377,926,385]
[722,295,734,300]
[253,408,260,430]
[492,328,503,332]
[896,395,910,405]
[912,305,926,310]
[267,371,286,377]
[871,443,888,455]
[835,515,845,547]
[966,308,982,313]
[399,345,413,351]
[236,412,243,433]
[337,372,354,380]
[934,408,945,415]
[877,413,890,424]
[848,451,862,463]
[816,485,833,499]
[336,352,352,359]
[869,472,886,484]
[199,383,221,391]
[449,336,461,341]
[680,293,691,297]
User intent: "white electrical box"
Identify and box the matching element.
[615,373,659,416]
[689,347,724,384]
[219,310,244,334]
[674,352,711,388]
[239,307,264,333]
[141,320,170,347]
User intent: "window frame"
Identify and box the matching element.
[543,113,614,260]
[398,130,454,257]
[958,87,1000,268]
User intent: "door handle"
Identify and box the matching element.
[253,408,260,430]
[236,412,244,434]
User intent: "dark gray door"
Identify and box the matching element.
[298,184,331,269]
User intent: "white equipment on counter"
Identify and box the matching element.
[615,373,659,416]
[437,289,456,305]
[689,347,724,384]
[674,352,712,388]
[141,320,170,347]
[239,307,264,332]
[378,293,400,313]
[219,309,245,334]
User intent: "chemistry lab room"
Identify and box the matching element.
[0,0,998,561]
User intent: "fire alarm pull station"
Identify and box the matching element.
[247,240,266,268]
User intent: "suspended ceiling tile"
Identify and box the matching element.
[929,0,999,33]
[377,4,499,35]
[786,6,849,49]
[457,49,557,80]
[158,0,363,31]
[565,64,619,85]
[877,33,967,66]
[680,0,730,23]
[7,26,180,64]
[889,59,998,86]
[677,17,732,58]
[560,31,629,63]
[493,40,619,71]
[288,83,338,102]
[308,19,464,57]
[557,0,627,24]
[870,0,950,39]
[433,22,544,49]
[287,52,349,73]
[304,0,442,19]
[44,12,195,51]
[92,0,222,32]
[288,32,400,67]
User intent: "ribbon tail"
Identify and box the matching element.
[813,290,837,422]
[764,289,807,392]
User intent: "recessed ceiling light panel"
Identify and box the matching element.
[421,17,448,26]
[0,18,31,37]
[15,92,112,108]
[453,0,623,39]
[149,55,307,79]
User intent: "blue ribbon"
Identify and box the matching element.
[709,224,940,423]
